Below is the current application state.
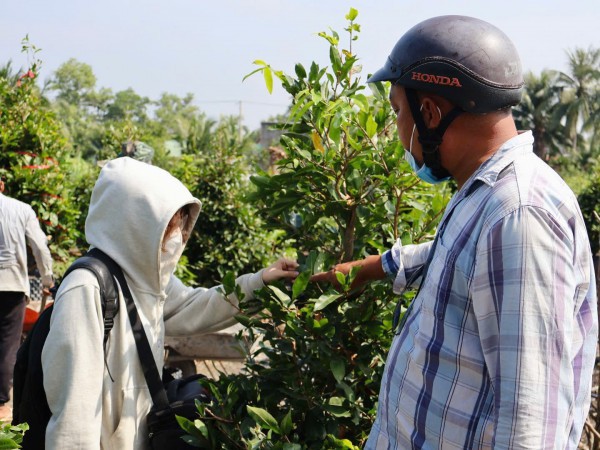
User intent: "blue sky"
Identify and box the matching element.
[2,0,599,131]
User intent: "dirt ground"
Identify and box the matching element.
[194,359,245,379]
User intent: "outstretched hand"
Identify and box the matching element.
[310,261,355,287]
[310,255,386,288]
[262,258,300,284]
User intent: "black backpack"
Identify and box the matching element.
[12,248,120,449]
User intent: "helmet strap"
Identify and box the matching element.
[404,88,463,179]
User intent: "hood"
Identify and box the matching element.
[85,157,201,294]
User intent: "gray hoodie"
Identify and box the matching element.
[42,158,264,449]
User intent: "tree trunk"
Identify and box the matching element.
[532,126,548,160]
[341,206,357,262]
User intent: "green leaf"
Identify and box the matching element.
[309,61,319,82]
[346,133,361,151]
[313,293,341,311]
[222,271,236,294]
[326,436,359,449]
[345,7,358,21]
[353,94,369,112]
[0,437,20,449]
[283,444,302,450]
[251,175,273,189]
[280,410,293,435]
[289,97,314,122]
[330,358,345,383]
[432,191,445,212]
[247,406,281,434]
[234,314,253,327]
[366,114,377,138]
[323,397,351,417]
[242,67,264,82]
[337,381,356,402]
[297,148,312,160]
[348,265,361,285]
[292,271,310,299]
[263,67,274,94]
[330,46,343,73]
[268,285,291,305]
[313,316,329,329]
[329,115,342,146]
[313,252,328,273]
[175,415,198,435]
[174,416,209,446]
[318,31,339,46]
[335,271,346,287]
[194,419,209,439]
[294,63,307,79]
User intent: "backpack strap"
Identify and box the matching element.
[115,267,170,408]
[106,260,170,409]
[61,248,120,348]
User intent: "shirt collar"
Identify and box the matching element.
[460,131,534,193]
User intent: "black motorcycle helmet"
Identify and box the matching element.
[368,15,524,178]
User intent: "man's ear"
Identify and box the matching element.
[420,97,442,128]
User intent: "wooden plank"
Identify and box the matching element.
[165,333,248,361]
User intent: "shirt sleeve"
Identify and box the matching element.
[42,274,104,450]
[163,270,264,337]
[24,206,53,286]
[471,206,589,448]
[382,239,434,294]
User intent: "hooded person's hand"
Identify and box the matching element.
[262,258,300,284]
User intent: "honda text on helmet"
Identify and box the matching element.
[368,15,524,182]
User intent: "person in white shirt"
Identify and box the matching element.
[41,158,298,449]
[0,175,54,421]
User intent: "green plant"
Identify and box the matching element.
[0,421,28,449]
[169,116,285,286]
[0,38,85,267]
[181,9,450,447]
[577,164,600,257]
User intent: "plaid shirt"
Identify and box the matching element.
[368,132,598,449]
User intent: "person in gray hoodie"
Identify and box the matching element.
[41,157,298,449]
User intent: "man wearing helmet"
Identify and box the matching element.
[312,15,597,449]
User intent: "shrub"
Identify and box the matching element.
[169,117,286,286]
[577,164,600,256]
[0,39,86,269]
[180,9,451,448]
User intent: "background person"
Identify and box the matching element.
[0,175,54,421]
[312,15,597,449]
[119,140,154,164]
[41,157,298,449]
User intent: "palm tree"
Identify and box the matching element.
[185,114,217,155]
[555,47,600,155]
[0,61,18,83]
[513,70,567,160]
[583,89,600,157]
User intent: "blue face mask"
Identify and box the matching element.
[404,106,451,185]
[404,151,450,184]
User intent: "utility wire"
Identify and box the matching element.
[196,100,288,107]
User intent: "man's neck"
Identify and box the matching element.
[446,114,518,189]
